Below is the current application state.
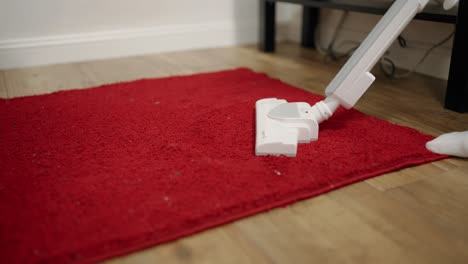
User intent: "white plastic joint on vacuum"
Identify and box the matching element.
[308,100,334,123]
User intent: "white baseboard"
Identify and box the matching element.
[0,21,258,69]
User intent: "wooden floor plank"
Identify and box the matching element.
[106,226,271,264]
[0,72,8,98]
[3,63,95,97]
[385,165,468,254]
[365,171,422,191]
[328,182,468,264]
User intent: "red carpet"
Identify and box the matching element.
[0,68,445,263]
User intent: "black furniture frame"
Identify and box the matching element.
[259,0,467,112]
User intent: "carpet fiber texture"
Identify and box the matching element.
[0,68,445,263]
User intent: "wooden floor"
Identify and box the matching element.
[1,43,468,264]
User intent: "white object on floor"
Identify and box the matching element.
[426,131,468,158]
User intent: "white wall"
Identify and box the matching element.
[0,0,455,79]
[1,0,279,69]
[0,0,257,39]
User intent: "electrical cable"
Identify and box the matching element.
[380,30,455,78]
[326,11,350,59]
[317,0,454,79]
[323,22,455,79]
[314,11,350,56]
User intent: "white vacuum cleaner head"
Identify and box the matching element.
[255,98,335,157]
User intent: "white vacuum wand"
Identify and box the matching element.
[255,0,458,157]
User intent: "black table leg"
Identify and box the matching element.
[259,0,276,52]
[301,6,319,49]
[445,1,468,113]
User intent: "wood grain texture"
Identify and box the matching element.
[2,43,468,264]
[0,72,8,98]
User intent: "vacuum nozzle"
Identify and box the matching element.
[255,98,337,157]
